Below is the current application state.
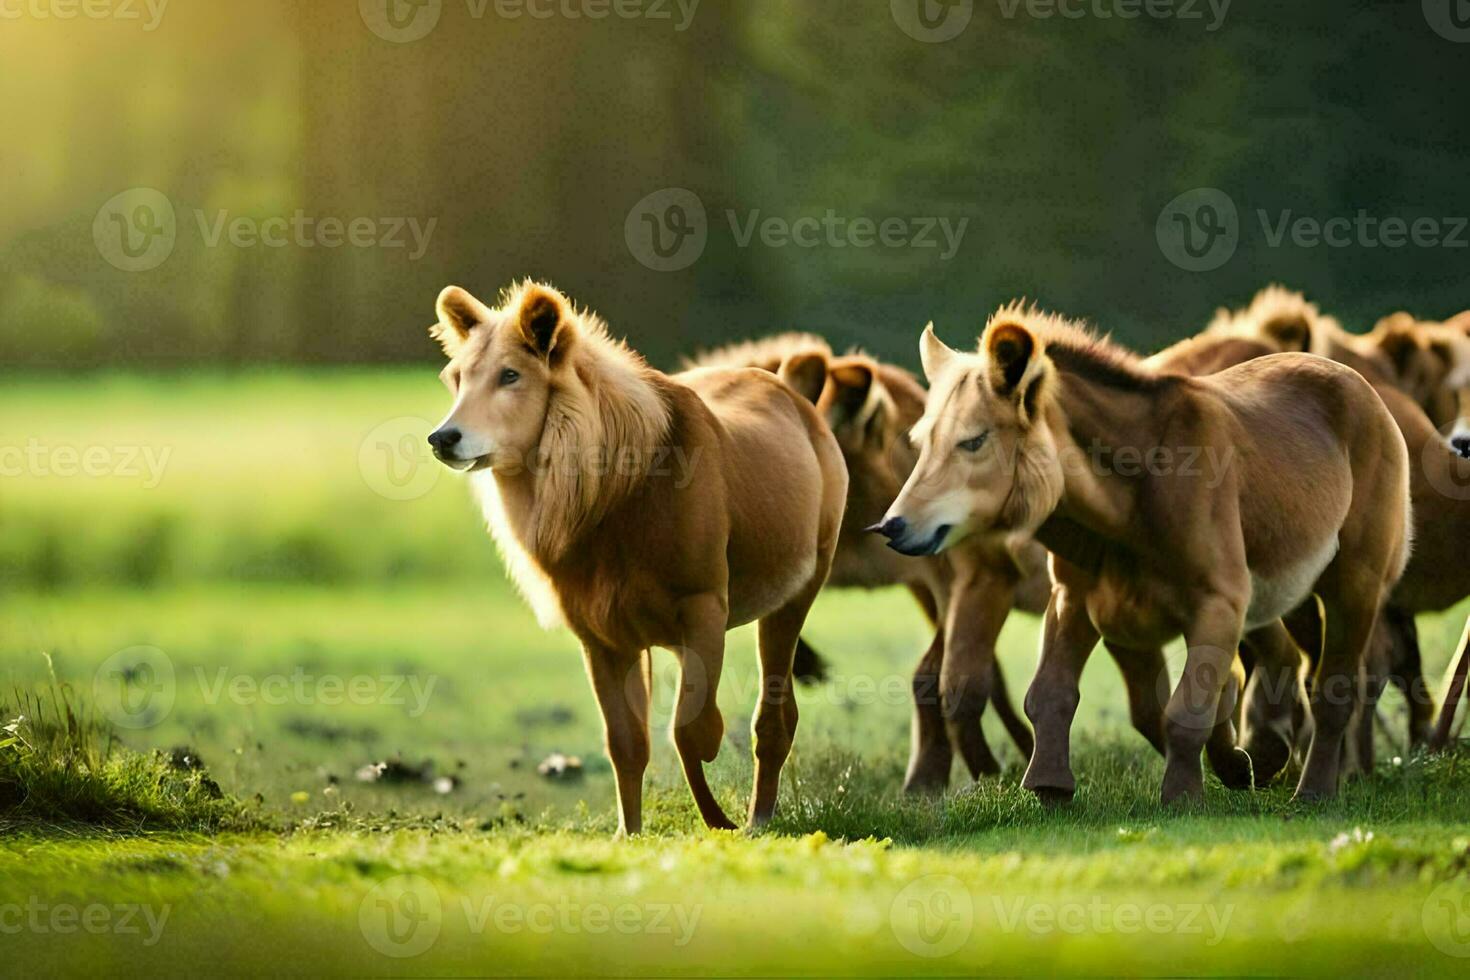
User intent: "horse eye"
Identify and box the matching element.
[957,432,989,452]
[499,368,520,386]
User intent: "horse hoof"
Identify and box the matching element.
[1210,746,1254,791]
[1243,735,1291,787]
[1029,785,1075,807]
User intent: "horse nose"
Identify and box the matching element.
[865,516,907,540]
[427,427,461,453]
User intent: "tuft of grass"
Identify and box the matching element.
[0,677,258,833]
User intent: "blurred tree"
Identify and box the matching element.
[1,0,1468,370]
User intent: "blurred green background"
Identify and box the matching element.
[4,0,1470,373]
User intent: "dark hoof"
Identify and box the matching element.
[902,772,950,796]
[1209,746,1254,791]
[1243,734,1291,787]
[1288,789,1332,805]
[1029,785,1076,807]
[1160,785,1205,808]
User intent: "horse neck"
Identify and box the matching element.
[1039,367,1171,555]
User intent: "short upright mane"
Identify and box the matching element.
[681,332,831,372]
[1206,284,1342,349]
[990,302,1163,392]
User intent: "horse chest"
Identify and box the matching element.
[1084,569,1182,649]
[555,562,678,651]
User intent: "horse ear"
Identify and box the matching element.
[431,285,489,357]
[1372,321,1423,378]
[516,284,575,361]
[827,360,887,436]
[984,321,1037,396]
[919,322,956,382]
[778,351,828,405]
[1260,313,1311,352]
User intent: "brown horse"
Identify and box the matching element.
[687,336,1049,790]
[1180,288,1470,766]
[881,304,1411,803]
[427,283,847,834]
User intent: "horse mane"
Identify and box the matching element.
[1207,284,1343,352]
[988,301,1164,393]
[681,332,831,373]
[471,281,672,628]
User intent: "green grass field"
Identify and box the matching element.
[4,370,1470,976]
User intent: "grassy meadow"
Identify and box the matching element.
[4,369,1470,976]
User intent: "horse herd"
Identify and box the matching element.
[424,281,1470,836]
